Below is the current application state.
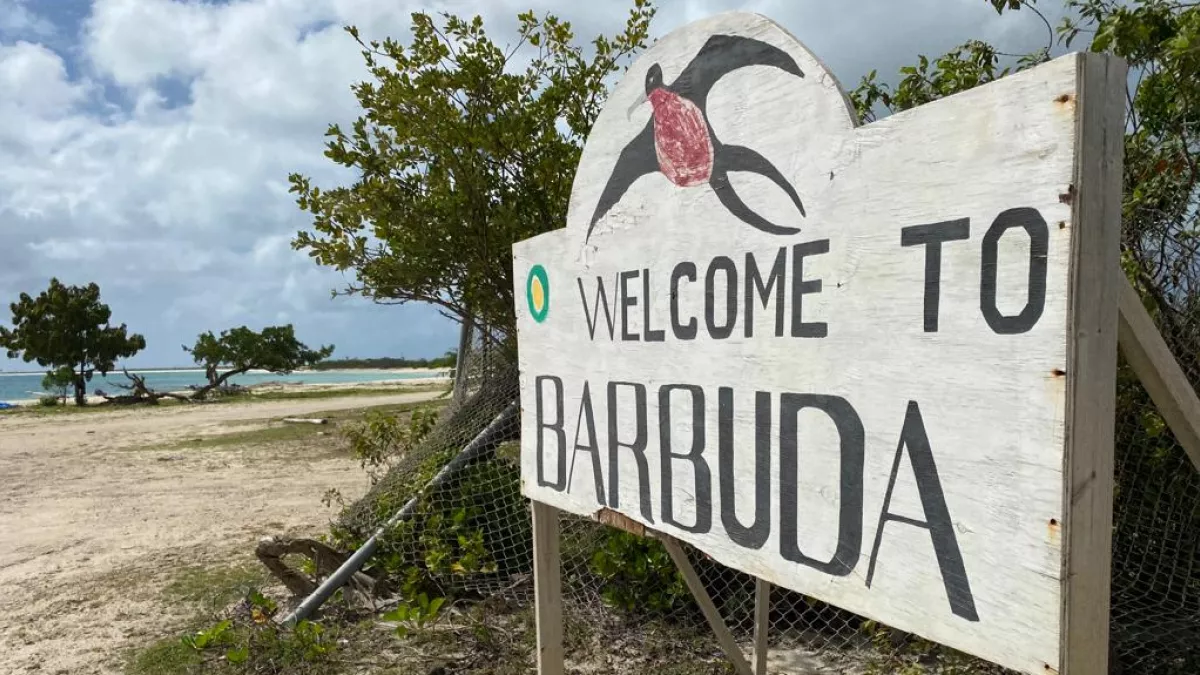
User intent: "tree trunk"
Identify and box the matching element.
[190,368,248,401]
[73,372,86,407]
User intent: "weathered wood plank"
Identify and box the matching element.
[513,12,1126,674]
[532,501,564,675]
[1058,51,1126,675]
[754,578,771,675]
[660,536,753,675]
[1117,276,1200,472]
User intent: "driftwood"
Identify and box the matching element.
[99,369,193,405]
[281,417,328,425]
[255,536,383,609]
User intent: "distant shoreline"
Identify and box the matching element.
[1,372,449,407]
[0,366,450,377]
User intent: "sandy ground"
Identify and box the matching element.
[0,390,439,675]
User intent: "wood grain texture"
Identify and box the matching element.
[1058,52,1125,675]
[512,12,1118,674]
[532,501,564,675]
[754,578,771,675]
[661,535,753,675]
[1117,276,1200,471]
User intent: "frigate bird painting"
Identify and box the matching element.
[585,34,808,243]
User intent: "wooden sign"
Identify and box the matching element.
[513,12,1124,675]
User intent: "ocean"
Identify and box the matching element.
[0,369,447,403]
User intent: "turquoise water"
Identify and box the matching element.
[0,369,447,403]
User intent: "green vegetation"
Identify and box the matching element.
[0,278,145,406]
[341,404,442,480]
[41,366,74,405]
[185,325,335,401]
[309,353,456,371]
[127,599,340,675]
[290,1,656,341]
[126,638,202,675]
[588,531,690,614]
[164,565,270,610]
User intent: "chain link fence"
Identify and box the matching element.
[320,300,1198,673]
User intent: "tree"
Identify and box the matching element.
[289,2,656,344]
[183,325,334,400]
[0,278,146,406]
[41,367,74,405]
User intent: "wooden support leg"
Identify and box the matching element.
[1118,275,1200,472]
[753,578,771,675]
[532,501,563,675]
[660,536,753,675]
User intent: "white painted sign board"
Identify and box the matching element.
[514,12,1123,675]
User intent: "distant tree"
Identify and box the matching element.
[0,278,146,406]
[309,351,457,371]
[184,325,334,400]
[289,2,656,342]
[41,366,74,405]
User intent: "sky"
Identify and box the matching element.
[0,0,1068,369]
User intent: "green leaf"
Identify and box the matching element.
[427,596,446,618]
[225,645,249,664]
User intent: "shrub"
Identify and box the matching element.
[588,530,690,615]
[341,405,440,483]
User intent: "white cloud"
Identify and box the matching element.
[0,0,56,40]
[0,0,1064,367]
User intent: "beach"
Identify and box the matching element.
[0,382,444,674]
[0,367,450,406]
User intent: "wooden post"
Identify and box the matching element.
[532,501,564,675]
[753,579,771,675]
[1059,52,1126,675]
[660,536,753,675]
[1117,276,1200,471]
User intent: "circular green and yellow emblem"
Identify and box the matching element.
[527,264,549,323]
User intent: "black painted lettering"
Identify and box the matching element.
[578,276,617,341]
[779,393,864,576]
[671,262,698,340]
[980,207,1048,334]
[659,385,711,534]
[866,401,979,621]
[705,256,738,339]
[535,375,567,491]
[567,381,605,505]
[901,219,971,332]
[607,381,654,522]
[719,387,771,549]
[620,270,639,341]
[745,248,787,338]
[643,268,666,342]
[791,240,829,338]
